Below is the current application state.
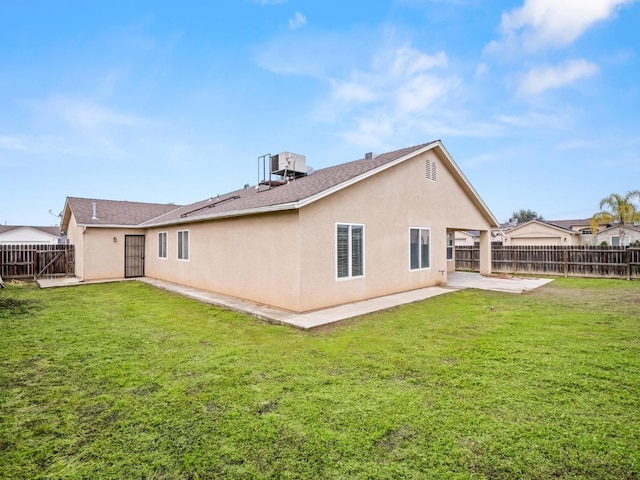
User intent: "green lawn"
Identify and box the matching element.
[1,278,639,479]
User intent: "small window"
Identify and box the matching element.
[158,232,167,259]
[410,228,431,270]
[178,230,190,260]
[446,232,454,261]
[336,223,364,279]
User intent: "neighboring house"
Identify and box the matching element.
[494,220,581,246]
[547,218,597,235]
[592,224,640,246]
[61,140,499,313]
[454,230,478,246]
[0,225,63,245]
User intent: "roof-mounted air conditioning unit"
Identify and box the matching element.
[270,152,307,179]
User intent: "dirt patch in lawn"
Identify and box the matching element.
[0,297,43,318]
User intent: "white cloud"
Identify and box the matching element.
[517,59,599,95]
[389,46,447,76]
[331,80,375,103]
[491,0,636,52]
[474,63,488,79]
[395,74,459,114]
[49,97,146,130]
[254,0,287,5]
[0,135,32,151]
[289,12,307,30]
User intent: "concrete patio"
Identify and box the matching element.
[36,272,553,330]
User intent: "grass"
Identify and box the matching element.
[0,278,639,479]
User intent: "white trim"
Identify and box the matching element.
[335,222,365,281]
[409,227,431,271]
[177,229,190,261]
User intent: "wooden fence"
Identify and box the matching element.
[0,244,75,280]
[456,245,640,280]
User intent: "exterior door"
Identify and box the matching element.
[124,235,145,278]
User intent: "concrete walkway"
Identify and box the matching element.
[37,272,552,330]
[446,271,554,294]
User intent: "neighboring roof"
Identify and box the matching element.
[546,218,594,230]
[0,225,61,236]
[61,197,181,229]
[143,140,499,228]
[594,224,640,235]
[504,219,578,235]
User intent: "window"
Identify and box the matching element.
[158,232,167,259]
[446,232,454,261]
[611,235,630,247]
[410,228,431,270]
[177,230,189,260]
[336,223,364,279]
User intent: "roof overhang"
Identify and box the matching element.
[142,140,500,229]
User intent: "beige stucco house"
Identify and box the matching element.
[494,220,581,246]
[0,226,62,245]
[592,224,640,246]
[61,141,498,312]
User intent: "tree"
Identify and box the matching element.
[510,209,544,224]
[590,190,640,245]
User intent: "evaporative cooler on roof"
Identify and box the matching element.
[270,152,307,179]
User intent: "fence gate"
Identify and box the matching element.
[124,235,145,278]
[0,244,74,280]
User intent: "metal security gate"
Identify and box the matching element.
[124,235,145,278]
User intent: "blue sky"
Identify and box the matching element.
[1,0,639,226]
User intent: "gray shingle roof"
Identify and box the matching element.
[65,197,181,226]
[142,142,437,227]
[63,140,499,229]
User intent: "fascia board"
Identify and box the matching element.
[142,202,298,228]
[294,142,441,209]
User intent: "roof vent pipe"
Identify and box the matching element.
[364,152,373,160]
[91,202,98,220]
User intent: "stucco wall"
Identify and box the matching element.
[83,228,146,280]
[296,149,492,311]
[144,211,302,310]
[65,215,85,279]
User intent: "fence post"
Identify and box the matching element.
[563,247,568,278]
[627,246,631,281]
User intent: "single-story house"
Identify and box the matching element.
[454,230,478,246]
[495,220,581,246]
[0,225,63,245]
[61,140,499,312]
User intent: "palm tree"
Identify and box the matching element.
[590,190,640,246]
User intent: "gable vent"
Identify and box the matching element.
[425,159,437,181]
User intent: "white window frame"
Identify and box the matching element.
[336,223,365,280]
[446,232,454,261]
[611,235,630,247]
[409,227,431,271]
[177,230,190,261]
[158,231,168,259]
